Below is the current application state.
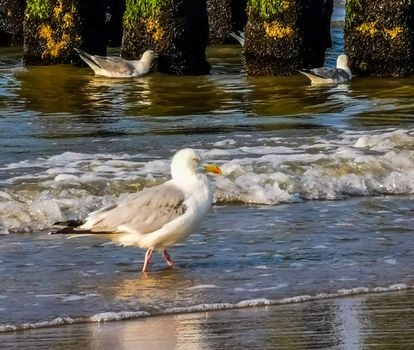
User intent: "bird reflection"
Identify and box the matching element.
[83,75,153,112]
[100,268,194,306]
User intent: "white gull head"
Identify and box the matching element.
[170,148,221,186]
[171,148,203,182]
[141,50,157,64]
[132,50,157,72]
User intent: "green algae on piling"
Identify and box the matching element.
[121,0,169,60]
[249,0,291,20]
[23,0,111,65]
[123,0,169,43]
[25,0,50,20]
[121,0,210,75]
[244,0,332,76]
[123,0,168,27]
[24,0,80,64]
[344,0,414,77]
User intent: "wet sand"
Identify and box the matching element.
[3,289,414,349]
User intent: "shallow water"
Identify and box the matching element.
[1,196,414,329]
[1,1,414,332]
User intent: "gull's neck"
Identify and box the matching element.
[337,61,352,77]
[172,167,199,183]
[131,57,152,73]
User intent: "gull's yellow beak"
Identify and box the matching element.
[203,164,222,175]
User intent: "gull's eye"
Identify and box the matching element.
[193,158,200,164]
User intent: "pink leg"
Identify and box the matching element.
[142,248,153,272]
[162,249,174,268]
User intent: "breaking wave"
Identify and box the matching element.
[0,128,413,233]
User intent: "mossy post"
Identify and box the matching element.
[207,0,248,45]
[244,0,333,76]
[0,0,25,46]
[24,0,81,64]
[122,0,210,75]
[345,0,414,77]
[23,0,109,65]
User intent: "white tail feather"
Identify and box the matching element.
[299,71,333,85]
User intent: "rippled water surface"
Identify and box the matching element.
[1,2,414,333]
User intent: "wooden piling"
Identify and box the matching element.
[207,0,232,45]
[0,0,25,46]
[345,0,414,77]
[243,0,333,76]
[23,0,108,65]
[121,0,210,75]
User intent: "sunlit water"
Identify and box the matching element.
[1,1,414,332]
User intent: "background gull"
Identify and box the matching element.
[52,149,222,272]
[299,54,352,85]
[229,31,245,46]
[75,49,157,78]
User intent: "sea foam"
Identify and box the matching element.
[1,128,414,233]
[0,282,411,334]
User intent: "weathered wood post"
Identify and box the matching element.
[0,0,25,46]
[344,0,414,77]
[121,0,210,75]
[207,0,248,45]
[24,0,81,64]
[23,0,109,65]
[243,0,333,76]
[207,0,232,45]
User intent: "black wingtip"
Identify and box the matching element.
[50,227,76,235]
[50,219,85,235]
[53,219,84,227]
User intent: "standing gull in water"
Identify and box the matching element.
[52,149,222,272]
[299,54,352,85]
[75,48,157,78]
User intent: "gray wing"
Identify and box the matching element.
[83,182,187,234]
[90,56,136,75]
[332,69,351,83]
[309,67,337,78]
[309,67,350,82]
[76,49,135,75]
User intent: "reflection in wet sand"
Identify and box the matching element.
[3,289,414,349]
[111,269,193,306]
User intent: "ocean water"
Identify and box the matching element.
[1,0,414,333]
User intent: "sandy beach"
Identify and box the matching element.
[2,288,414,349]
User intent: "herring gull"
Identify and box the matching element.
[229,31,245,46]
[299,54,352,85]
[52,149,222,272]
[75,49,157,78]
